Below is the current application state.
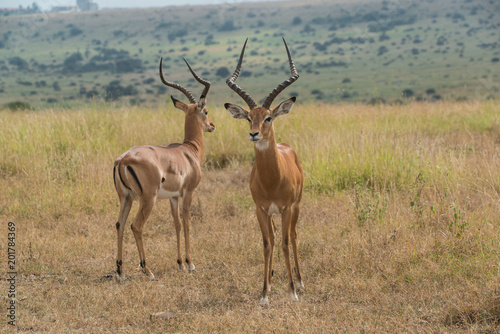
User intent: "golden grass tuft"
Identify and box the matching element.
[0,101,499,332]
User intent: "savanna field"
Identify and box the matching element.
[0,100,499,332]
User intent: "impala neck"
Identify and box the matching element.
[183,114,204,164]
[253,127,282,186]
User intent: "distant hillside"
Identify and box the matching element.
[0,0,499,107]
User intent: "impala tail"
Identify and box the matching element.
[113,158,144,198]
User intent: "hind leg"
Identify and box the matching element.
[131,197,156,280]
[116,195,133,281]
[291,203,304,290]
[181,192,195,271]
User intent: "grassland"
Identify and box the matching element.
[0,100,499,332]
[0,0,499,108]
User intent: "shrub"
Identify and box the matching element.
[401,89,414,98]
[8,57,29,70]
[342,78,351,83]
[215,67,230,78]
[379,33,390,42]
[437,36,447,46]
[115,58,143,73]
[63,52,83,72]
[86,90,99,99]
[167,29,188,42]
[426,88,436,95]
[1,101,34,111]
[313,42,328,52]
[377,46,389,56]
[369,97,386,105]
[218,20,237,32]
[69,27,83,37]
[292,16,302,26]
[104,80,138,101]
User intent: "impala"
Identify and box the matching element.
[224,38,304,304]
[113,57,215,280]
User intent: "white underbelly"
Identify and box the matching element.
[157,188,181,199]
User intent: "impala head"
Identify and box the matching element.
[224,37,298,146]
[160,58,215,133]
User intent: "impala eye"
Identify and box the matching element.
[247,117,252,123]
[264,116,272,123]
[205,111,208,115]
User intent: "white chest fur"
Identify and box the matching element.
[267,203,280,216]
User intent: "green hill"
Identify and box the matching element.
[0,0,499,107]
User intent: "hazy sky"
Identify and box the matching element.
[3,0,277,10]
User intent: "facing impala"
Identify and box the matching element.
[225,38,304,304]
[113,57,215,281]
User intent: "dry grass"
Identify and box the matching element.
[0,101,499,333]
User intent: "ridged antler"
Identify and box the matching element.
[226,38,258,110]
[261,37,299,109]
[159,57,198,104]
[183,58,211,99]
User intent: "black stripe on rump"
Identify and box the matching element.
[127,166,143,194]
[118,163,131,190]
[113,166,117,190]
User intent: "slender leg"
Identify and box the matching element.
[268,216,275,289]
[169,197,184,270]
[131,197,156,280]
[256,207,273,305]
[116,195,133,280]
[291,204,304,290]
[281,206,298,301]
[182,192,195,272]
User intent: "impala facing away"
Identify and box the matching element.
[113,58,215,280]
[224,38,304,304]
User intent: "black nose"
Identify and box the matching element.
[250,131,259,138]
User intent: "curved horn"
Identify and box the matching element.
[261,37,299,110]
[183,58,211,99]
[159,57,197,104]
[226,38,258,110]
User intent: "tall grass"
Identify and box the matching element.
[1,101,499,218]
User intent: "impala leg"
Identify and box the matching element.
[291,204,304,290]
[182,192,195,272]
[131,197,156,280]
[268,217,275,288]
[116,195,133,281]
[256,207,273,305]
[281,206,298,302]
[169,197,184,270]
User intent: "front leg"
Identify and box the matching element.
[182,192,195,272]
[256,206,273,305]
[281,206,298,302]
[169,197,184,270]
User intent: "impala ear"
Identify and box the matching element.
[198,95,206,109]
[224,103,249,120]
[171,96,188,112]
[271,96,296,118]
